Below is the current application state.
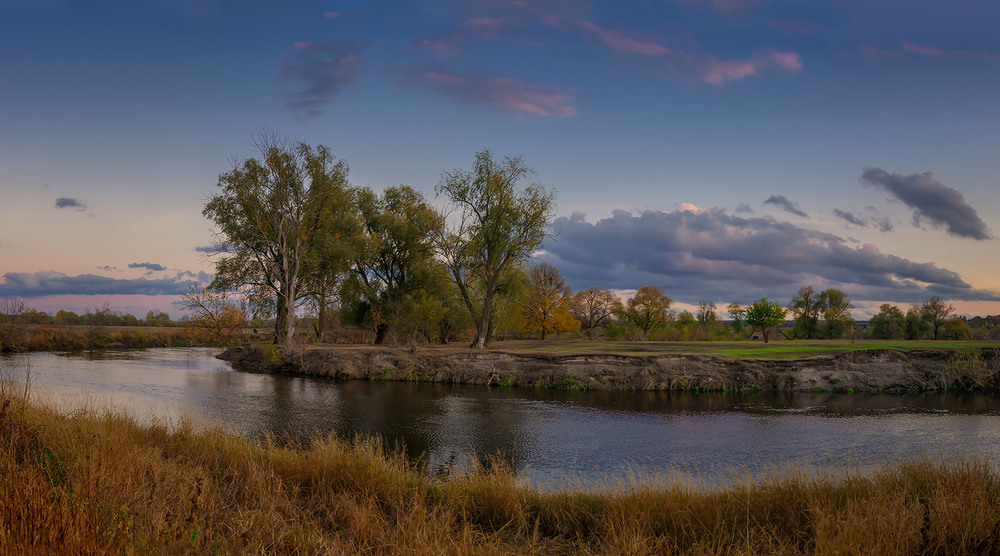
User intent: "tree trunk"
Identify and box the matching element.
[274,296,287,345]
[317,297,327,342]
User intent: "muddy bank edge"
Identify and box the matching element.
[217,345,1000,393]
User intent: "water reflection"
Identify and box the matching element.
[6,348,1000,488]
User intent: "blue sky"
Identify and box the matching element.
[1,0,999,318]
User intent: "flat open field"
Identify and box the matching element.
[310,338,1000,360]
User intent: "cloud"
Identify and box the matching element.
[900,41,1000,61]
[195,244,232,253]
[860,167,992,240]
[417,16,512,56]
[54,197,86,211]
[280,39,366,117]
[96,265,118,272]
[833,208,865,227]
[700,50,801,85]
[395,67,576,117]
[543,208,998,305]
[579,21,672,56]
[763,195,808,217]
[578,20,801,85]
[128,262,167,272]
[833,206,893,232]
[0,271,204,298]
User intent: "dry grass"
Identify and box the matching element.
[3,367,1000,554]
[5,324,193,352]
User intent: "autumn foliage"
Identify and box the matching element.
[182,288,248,346]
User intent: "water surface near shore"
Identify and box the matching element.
[6,348,1000,488]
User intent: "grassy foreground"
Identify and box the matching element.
[3,379,1000,554]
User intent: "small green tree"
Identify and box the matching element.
[920,296,955,340]
[868,304,905,339]
[744,298,787,343]
[818,289,854,339]
[789,286,821,339]
[905,306,933,340]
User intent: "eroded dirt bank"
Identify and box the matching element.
[218,345,1000,393]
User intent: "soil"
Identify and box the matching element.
[218,344,1000,393]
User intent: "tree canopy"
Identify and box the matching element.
[741,298,787,343]
[204,136,353,351]
[435,148,555,349]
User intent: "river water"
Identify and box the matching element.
[5,347,1000,489]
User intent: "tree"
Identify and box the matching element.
[818,289,854,339]
[920,296,955,340]
[435,148,555,349]
[695,300,719,340]
[674,310,697,340]
[743,298,787,343]
[789,286,822,339]
[942,317,972,340]
[869,304,905,339]
[181,287,249,346]
[905,306,932,340]
[727,302,746,334]
[620,285,673,337]
[344,185,442,344]
[204,135,353,352]
[570,287,622,337]
[144,310,172,327]
[520,262,577,340]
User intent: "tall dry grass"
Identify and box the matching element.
[2,361,1000,554]
[4,324,193,352]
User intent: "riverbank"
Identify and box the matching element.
[3,377,999,554]
[0,324,197,352]
[220,341,1000,393]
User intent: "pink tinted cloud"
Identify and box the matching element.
[901,41,944,57]
[900,41,1000,60]
[701,51,801,85]
[579,21,672,56]
[417,16,511,56]
[397,67,576,117]
[323,11,341,19]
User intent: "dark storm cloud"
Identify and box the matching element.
[763,195,808,217]
[0,271,202,298]
[860,167,992,240]
[542,208,998,304]
[128,262,166,272]
[54,197,86,210]
[280,39,366,117]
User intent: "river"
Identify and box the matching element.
[5,347,1000,489]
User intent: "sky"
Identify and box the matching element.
[1,0,999,320]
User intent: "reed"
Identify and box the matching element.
[2,371,999,554]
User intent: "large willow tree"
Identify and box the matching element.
[436,149,555,349]
[204,135,354,351]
